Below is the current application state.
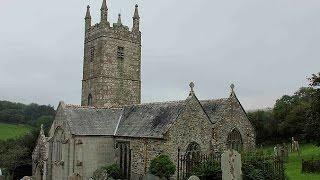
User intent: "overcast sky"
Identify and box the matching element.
[0,0,319,110]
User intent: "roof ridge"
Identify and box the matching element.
[199,98,228,102]
[65,104,122,110]
[132,100,186,106]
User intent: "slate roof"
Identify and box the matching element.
[64,106,122,136]
[115,101,186,138]
[62,98,229,138]
[200,99,229,123]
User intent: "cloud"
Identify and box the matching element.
[0,0,319,110]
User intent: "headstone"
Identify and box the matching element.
[0,176,4,180]
[21,176,32,180]
[221,149,242,180]
[142,174,161,180]
[188,175,200,180]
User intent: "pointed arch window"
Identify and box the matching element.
[88,94,93,106]
[185,142,201,175]
[186,142,201,159]
[227,128,243,151]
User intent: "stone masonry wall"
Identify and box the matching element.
[211,94,255,153]
[81,21,141,108]
[116,94,255,180]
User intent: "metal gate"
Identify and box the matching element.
[177,149,221,180]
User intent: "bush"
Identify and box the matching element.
[149,154,176,179]
[104,164,121,179]
[93,163,121,180]
[191,160,221,179]
[302,159,320,173]
[242,151,285,180]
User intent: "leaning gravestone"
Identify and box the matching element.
[188,175,200,180]
[221,149,242,180]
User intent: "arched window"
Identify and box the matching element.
[88,94,93,106]
[227,129,243,151]
[53,130,63,162]
[186,142,201,159]
[185,142,201,175]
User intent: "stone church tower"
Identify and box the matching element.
[81,0,141,107]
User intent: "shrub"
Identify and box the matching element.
[302,159,320,173]
[242,151,285,180]
[104,164,121,179]
[93,163,121,180]
[191,160,221,179]
[149,154,176,179]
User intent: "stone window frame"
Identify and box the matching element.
[52,130,63,162]
[185,142,201,159]
[88,94,93,106]
[117,46,125,60]
[226,128,243,152]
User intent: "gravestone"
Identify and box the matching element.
[188,175,200,180]
[142,174,161,180]
[221,149,242,180]
[21,176,33,180]
[0,176,4,180]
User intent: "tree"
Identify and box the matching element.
[305,73,320,146]
[0,128,38,177]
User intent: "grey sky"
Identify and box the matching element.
[0,0,319,110]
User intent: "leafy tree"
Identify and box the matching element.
[248,86,316,145]
[247,109,277,145]
[0,128,38,176]
[305,73,320,146]
[0,100,55,125]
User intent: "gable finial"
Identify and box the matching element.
[230,83,235,93]
[117,13,122,25]
[189,82,195,94]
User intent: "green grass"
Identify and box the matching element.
[0,123,32,140]
[285,144,320,180]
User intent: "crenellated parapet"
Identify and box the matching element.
[84,1,141,44]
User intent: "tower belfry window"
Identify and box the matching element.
[90,47,95,62]
[117,46,124,59]
[88,94,93,106]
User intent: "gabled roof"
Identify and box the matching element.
[115,101,186,138]
[64,105,122,136]
[60,98,230,138]
[200,98,229,123]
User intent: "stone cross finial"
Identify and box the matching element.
[230,83,235,93]
[117,13,122,25]
[189,82,195,93]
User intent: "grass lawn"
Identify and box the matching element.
[285,144,320,180]
[0,122,32,140]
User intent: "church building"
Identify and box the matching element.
[32,1,255,179]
